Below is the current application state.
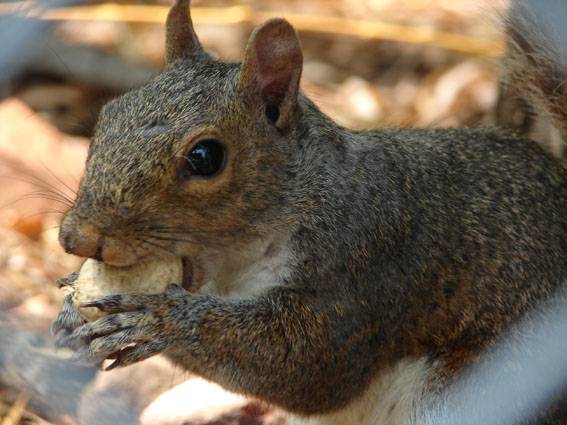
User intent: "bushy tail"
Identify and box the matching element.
[496,0,567,158]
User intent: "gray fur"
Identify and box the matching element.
[53,0,567,422]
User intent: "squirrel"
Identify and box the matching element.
[50,0,567,424]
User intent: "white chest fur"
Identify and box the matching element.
[288,358,432,425]
[196,235,294,299]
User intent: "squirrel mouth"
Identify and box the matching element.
[181,257,193,291]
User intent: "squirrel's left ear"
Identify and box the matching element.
[165,0,204,64]
[239,19,303,130]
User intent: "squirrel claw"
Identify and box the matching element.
[79,300,106,309]
[63,291,189,368]
[105,342,168,371]
[104,359,122,371]
[56,271,80,289]
[68,326,163,368]
[80,294,154,313]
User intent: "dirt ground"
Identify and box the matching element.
[0,0,507,423]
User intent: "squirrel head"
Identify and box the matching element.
[59,0,308,267]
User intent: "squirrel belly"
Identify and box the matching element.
[287,358,434,425]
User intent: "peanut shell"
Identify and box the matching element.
[72,258,183,321]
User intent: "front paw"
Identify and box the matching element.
[51,293,86,350]
[51,271,85,349]
[55,271,80,289]
[60,284,191,370]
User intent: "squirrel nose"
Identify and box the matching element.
[59,218,104,261]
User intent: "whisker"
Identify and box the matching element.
[34,153,78,197]
[42,224,61,232]
[20,210,66,220]
[138,238,177,257]
[146,226,215,237]
[18,191,74,206]
[146,227,230,247]
[0,195,71,213]
[0,161,75,198]
[144,234,199,245]
[0,174,75,205]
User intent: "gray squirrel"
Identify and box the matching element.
[51,0,567,424]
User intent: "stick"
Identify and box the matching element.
[0,3,505,57]
[0,392,29,425]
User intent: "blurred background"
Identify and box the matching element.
[0,0,508,424]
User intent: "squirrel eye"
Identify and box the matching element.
[179,139,226,180]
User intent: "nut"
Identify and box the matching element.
[72,258,183,321]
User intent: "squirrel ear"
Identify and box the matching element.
[239,18,303,130]
[165,0,203,64]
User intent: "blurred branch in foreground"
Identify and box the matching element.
[0,2,505,57]
[19,32,159,94]
[431,293,567,425]
[0,1,82,90]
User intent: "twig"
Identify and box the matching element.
[0,3,505,57]
[26,30,159,92]
[0,0,81,88]
[0,391,29,425]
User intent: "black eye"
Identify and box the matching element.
[180,139,226,180]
